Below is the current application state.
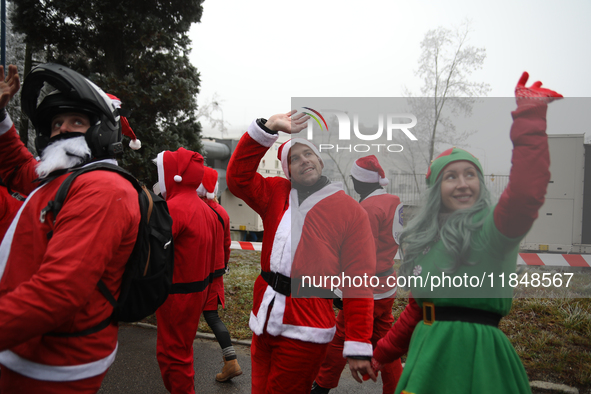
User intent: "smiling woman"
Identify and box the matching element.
[372,72,564,394]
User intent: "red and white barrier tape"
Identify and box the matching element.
[230,242,591,267]
[230,241,262,252]
[517,253,591,267]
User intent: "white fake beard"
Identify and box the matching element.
[35,136,92,179]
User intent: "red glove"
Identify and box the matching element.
[515,71,563,104]
[362,358,384,381]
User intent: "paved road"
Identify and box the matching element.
[98,324,385,393]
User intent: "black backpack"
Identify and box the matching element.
[41,162,174,335]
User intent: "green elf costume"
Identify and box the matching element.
[371,72,563,394]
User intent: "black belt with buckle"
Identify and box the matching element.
[260,270,291,297]
[260,271,338,298]
[422,302,502,328]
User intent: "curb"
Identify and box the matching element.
[130,322,253,347]
[128,323,582,393]
[530,381,580,394]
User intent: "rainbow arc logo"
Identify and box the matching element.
[302,107,329,132]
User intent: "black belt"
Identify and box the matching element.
[422,303,502,328]
[260,271,338,298]
[261,270,291,297]
[376,266,395,277]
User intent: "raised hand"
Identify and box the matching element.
[264,110,310,134]
[515,71,562,104]
[0,65,21,109]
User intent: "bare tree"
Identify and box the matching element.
[196,93,229,138]
[403,20,490,173]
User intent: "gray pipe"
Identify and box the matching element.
[202,140,231,160]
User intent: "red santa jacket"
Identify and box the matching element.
[205,199,231,273]
[360,190,403,298]
[227,120,375,356]
[155,148,220,292]
[0,119,140,382]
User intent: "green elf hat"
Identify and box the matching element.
[425,147,483,186]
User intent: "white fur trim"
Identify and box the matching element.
[290,182,342,250]
[266,292,287,336]
[350,162,380,183]
[374,286,397,300]
[129,139,141,150]
[363,188,387,200]
[0,186,44,280]
[0,344,118,381]
[392,202,404,245]
[196,183,206,197]
[0,114,12,136]
[379,177,389,186]
[206,192,215,200]
[247,119,278,148]
[249,284,280,335]
[280,140,292,179]
[269,204,292,275]
[35,137,92,179]
[280,324,336,344]
[343,341,373,357]
[174,175,182,183]
[156,152,166,199]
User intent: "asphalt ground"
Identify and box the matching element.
[97,324,385,394]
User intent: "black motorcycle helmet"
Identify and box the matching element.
[21,63,123,159]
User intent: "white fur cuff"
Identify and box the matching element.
[247,119,278,148]
[0,115,13,136]
[343,341,373,357]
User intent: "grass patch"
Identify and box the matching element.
[144,251,591,391]
[197,250,260,340]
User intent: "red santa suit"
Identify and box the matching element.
[0,117,140,394]
[315,186,404,393]
[198,167,231,310]
[226,120,376,393]
[0,183,23,239]
[203,199,230,309]
[154,148,220,394]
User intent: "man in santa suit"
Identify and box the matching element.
[226,110,377,393]
[154,148,221,394]
[198,166,243,382]
[0,63,142,393]
[313,155,404,394]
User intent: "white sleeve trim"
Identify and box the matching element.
[0,114,13,136]
[247,119,278,148]
[343,340,373,357]
[0,343,118,381]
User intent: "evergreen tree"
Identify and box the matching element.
[10,0,204,184]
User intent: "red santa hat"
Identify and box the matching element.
[156,147,204,199]
[277,138,324,180]
[350,155,389,186]
[106,93,141,150]
[197,166,219,200]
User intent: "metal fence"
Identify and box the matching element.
[337,173,510,206]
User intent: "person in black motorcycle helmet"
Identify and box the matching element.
[0,63,141,394]
[21,62,123,160]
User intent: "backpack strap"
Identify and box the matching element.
[40,162,142,227]
[42,162,142,337]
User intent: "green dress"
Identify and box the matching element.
[395,207,531,394]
